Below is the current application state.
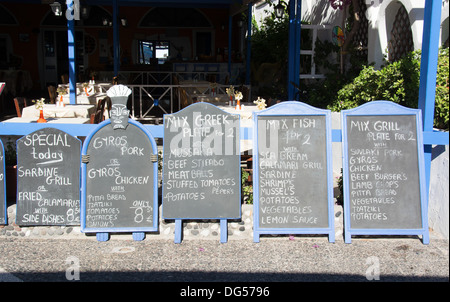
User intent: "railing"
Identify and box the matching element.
[95,70,232,86]
[128,83,251,121]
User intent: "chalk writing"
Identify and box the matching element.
[346,115,422,229]
[83,122,157,230]
[257,116,329,228]
[16,128,81,226]
[163,103,240,219]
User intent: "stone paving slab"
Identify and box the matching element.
[0,236,448,283]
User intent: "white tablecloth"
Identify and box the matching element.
[217,103,259,120]
[22,104,95,119]
[61,93,106,105]
[3,117,91,124]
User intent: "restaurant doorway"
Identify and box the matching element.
[195,32,213,58]
[42,29,85,87]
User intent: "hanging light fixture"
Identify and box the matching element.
[120,17,128,27]
[81,6,90,19]
[49,2,62,17]
[274,0,286,19]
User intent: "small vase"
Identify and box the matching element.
[235,100,241,110]
[37,109,47,123]
[57,95,65,107]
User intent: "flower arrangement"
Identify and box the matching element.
[57,86,67,95]
[56,87,67,107]
[82,82,90,96]
[210,82,217,96]
[235,90,243,110]
[32,98,47,123]
[253,97,267,110]
[32,98,46,110]
[226,85,235,106]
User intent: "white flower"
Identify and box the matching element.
[33,98,46,110]
[253,97,267,110]
[235,91,243,101]
[226,85,235,96]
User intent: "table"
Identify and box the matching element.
[195,94,230,103]
[61,93,105,105]
[2,117,91,124]
[58,83,113,94]
[180,80,211,95]
[217,103,259,120]
[21,104,95,119]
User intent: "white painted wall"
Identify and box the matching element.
[429,144,449,239]
[253,0,449,69]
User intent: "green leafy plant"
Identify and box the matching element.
[336,169,343,206]
[327,48,449,130]
[5,138,17,166]
[241,168,253,204]
[434,47,449,130]
[32,98,46,110]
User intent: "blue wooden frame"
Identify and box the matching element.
[162,102,241,244]
[0,139,6,225]
[80,118,159,241]
[341,101,429,244]
[252,101,335,243]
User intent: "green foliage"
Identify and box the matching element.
[241,168,253,204]
[327,48,449,130]
[435,47,449,130]
[336,169,343,206]
[251,13,289,67]
[5,138,17,166]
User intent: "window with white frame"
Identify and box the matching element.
[137,40,170,64]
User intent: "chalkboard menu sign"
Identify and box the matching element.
[162,102,241,220]
[0,141,6,225]
[15,128,81,226]
[253,102,335,242]
[342,101,429,244]
[81,119,159,237]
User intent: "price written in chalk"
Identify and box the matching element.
[16,128,81,226]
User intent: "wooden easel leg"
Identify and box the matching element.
[253,232,260,243]
[132,232,145,241]
[344,231,352,244]
[422,231,430,245]
[329,231,335,243]
[174,219,183,244]
[220,219,227,243]
[96,232,109,242]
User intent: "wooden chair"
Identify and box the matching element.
[14,97,27,117]
[47,85,57,104]
[90,97,112,124]
[61,74,69,84]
